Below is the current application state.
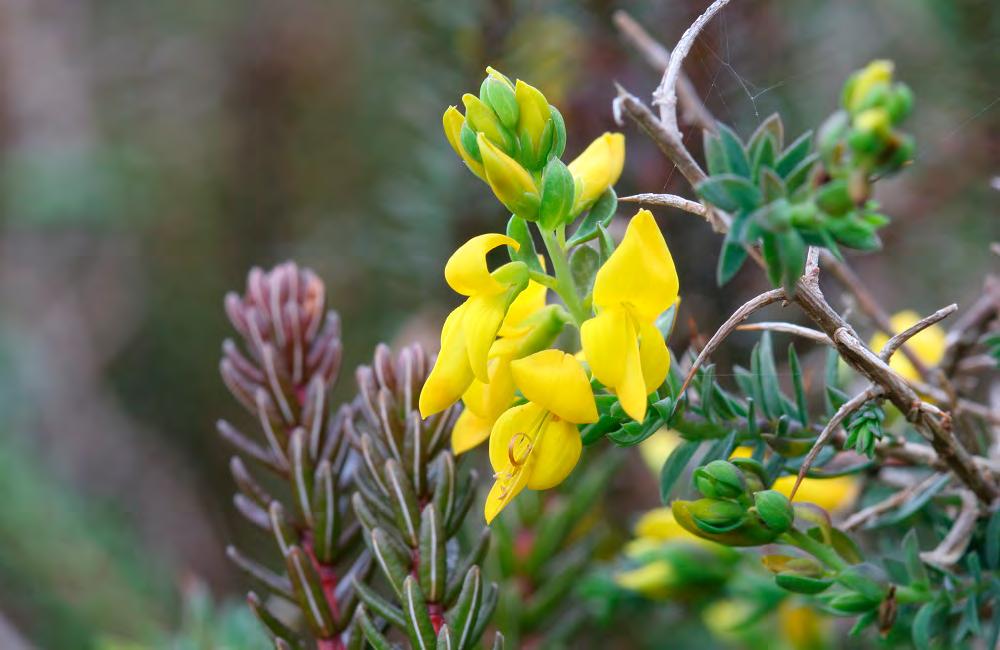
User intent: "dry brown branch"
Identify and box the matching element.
[919,490,981,568]
[878,304,958,362]
[651,0,731,137]
[735,322,831,345]
[612,10,716,132]
[677,288,787,397]
[619,192,708,216]
[791,385,884,500]
[842,472,947,531]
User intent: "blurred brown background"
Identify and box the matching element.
[0,0,996,646]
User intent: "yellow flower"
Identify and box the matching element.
[451,278,558,454]
[581,209,679,421]
[614,560,676,599]
[419,234,529,418]
[868,310,946,382]
[477,134,540,218]
[638,428,683,474]
[778,601,827,650]
[462,93,511,151]
[442,106,486,180]
[845,60,893,113]
[567,132,625,214]
[484,349,598,522]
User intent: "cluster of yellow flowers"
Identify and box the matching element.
[418,68,680,523]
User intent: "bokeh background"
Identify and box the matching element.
[0,0,996,647]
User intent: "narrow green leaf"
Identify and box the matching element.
[446,567,483,650]
[902,529,929,587]
[775,130,814,178]
[371,527,410,600]
[717,213,751,286]
[696,174,761,213]
[385,459,420,546]
[874,473,951,527]
[986,508,1000,570]
[506,216,544,273]
[787,344,808,427]
[569,245,600,297]
[353,579,406,628]
[356,606,395,650]
[717,123,751,178]
[659,440,700,503]
[567,188,617,246]
[418,504,446,603]
[704,130,729,176]
[403,576,437,650]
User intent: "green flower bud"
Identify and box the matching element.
[463,93,514,153]
[815,179,854,217]
[549,105,567,160]
[537,158,576,230]
[775,572,834,595]
[828,592,880,614]
[694,460,747,500]
[480,75,519,131]
[688,498,746,533]
[730,457,769,492]
[753,489,794,533]
[762,555,825,578]
[886,84,913,123]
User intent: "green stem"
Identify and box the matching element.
[779,529,849,572]
[540,228,588,327]
[894,585,930,605]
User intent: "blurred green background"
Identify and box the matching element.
[0,0,996,647]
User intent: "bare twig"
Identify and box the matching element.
[791,385,884,500]
[919,490,981,569]
[819,250,933,381]
[678,288,786,397]
[736,322,831,345]
[619,192,707,216]
[612,10,716,131]
[651,0,732,137]
[878,304,958,362]
[842,472,947,531]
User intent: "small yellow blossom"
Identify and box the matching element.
[484,349,597,522]
[868,310,946,382]
[514,79,551,155]
[581,209,679,421]
[442,106,485,180]
[420,234,529,418]
[451,278,556,454]
[567,132,625,214]
[614,561,676,599]
[845,60,893,113]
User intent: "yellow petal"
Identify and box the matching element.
[490,304,565,360]
[514,79,550,150]
[580,306,631,389]
[484,465,529,524]
[462,357,515,421]
[847,60,893,112]
[509,349,598,424]
[638,429,682,474]
[567,132,625,213]
[419,304,474,417]
[638,320,671,394]
[525,416,582,490]
[478,134,540,214]
[617,323,648,421]
[634,507,700,543]
[869,310,946,382]
[592,210,679,321]
[615,561,675,598]
[772,474,859,513]
[451,408,493,455]
[462,93,507,148]
[462,290,511,383]
[497,277,547,337]
[488,402,546,472]
[444,233,519,297]
[442,106,485,180]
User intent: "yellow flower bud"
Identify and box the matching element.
[462,93,512,152]
[853,107,891,136]
[845,60,894,113]
[477,133,540,218]
[567,132,625,215]
[514,79,551,157]
[442,106,486,180]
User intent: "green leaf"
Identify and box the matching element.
[696,174,761,213]
[717,123,751,178]
[902,529,929,587]
[760,231,783,288]
[749,113,784,154]
[986,508,1000,570]
[659,440,700,503]
[403,577,437,650]
[717,213,751,286]
[608,420,659,447]
[569,245,600,297]
[750,135,777,182]
[418,505,446,602]
[788,345,808,427]
[752,334,783,418]
[778,229,807,293]
[783,153,818,194]
[759,167,785,202]
[874,473,951,527]
[446,567,483,650]
[549,105,567,160]
[506,216,544,274]
[912,600,943,650]
[597,224,615,262]
[357,606,396,650]
[775,131,814,178]
[567,188,617,246]
[354,580,406,628]
[704,130,729,176]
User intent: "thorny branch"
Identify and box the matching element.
[619,192,708,217]
[621,1,1000,504]
[791,385,884,500]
